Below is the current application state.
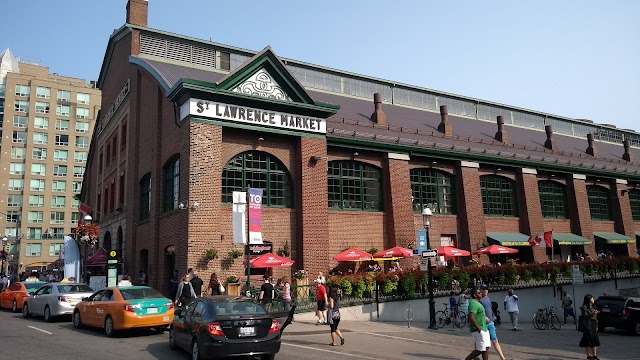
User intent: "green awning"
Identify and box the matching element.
[552,233,592,245]
[636,231,640,238]
[487,232,532,247]
[594,232,635,244]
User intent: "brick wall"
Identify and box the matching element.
[383,158,415,249]
[457,165,487,262]
[612,182,637,256]
[517,172,546,262]
[544,219,571,233]
[568,177,596,256]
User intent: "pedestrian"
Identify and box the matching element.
[562,290,576,325]
[208,273,223,295]
[504,288,520,331]
[186,267,194,280]
[327,285,345,346]
[138,269,148,286]
[459,288,470,315]
[169,270,179,300]
[315,279,328,325]
[259,275,274,307]
[463,286,490,360]
[316,271,326,285]
[175,274,197,308]
[579,294,601,360]
[190,271,204,297]
[449,291,458,321]
[281,276,292,310]
[480,285,507,360]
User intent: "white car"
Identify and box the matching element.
[23,283,95,322]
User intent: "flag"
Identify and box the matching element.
[529,231,553,248]
[79,202,92,217]
[528,236,537,247]
[543,231,553,248]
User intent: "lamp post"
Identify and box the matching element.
[422,206,437,330]
[82,214,92,284]
[1,236,7,275]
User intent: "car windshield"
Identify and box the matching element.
[213,300,268,316]
[120,288,165,300]
[25,283,47,293]
[57,284,93,294]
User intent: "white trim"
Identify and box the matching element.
[520,168,537,175]
[459,161,480,168]
[572,174,587,180]
[615,179,628,185]
[386,153,410,161]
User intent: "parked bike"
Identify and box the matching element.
[533,306,562,330]
[435,303,467,329]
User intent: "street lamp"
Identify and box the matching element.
[82,215,92,284]
[422,205,437,330]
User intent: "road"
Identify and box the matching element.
[0,309,638,360]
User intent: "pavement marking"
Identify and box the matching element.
[282,342,392,360]
[27,326,52,335]
[360,331,458,348]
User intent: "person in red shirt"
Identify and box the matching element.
[315,280,328,325]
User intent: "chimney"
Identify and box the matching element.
[586,133,598,157]
[126,0,148,27]
[544,125,554,150]
[623,139,633,162]
[438,105,452,137]
[371,93,386,126]
[494,115,508,144]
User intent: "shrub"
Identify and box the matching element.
[400,273,417,298]
[225,276,239,284]
[439,273,453,290]
[457,271,471,289]
[339,277,353,295]
[227,249,243,259]
[521,269,533,283]
[204,248,218,261]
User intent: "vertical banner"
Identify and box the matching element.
[232,191,247,245]
[248,188,264,244]
[417,229,428,255]
[63,235,80,282]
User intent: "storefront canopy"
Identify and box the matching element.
[594,232,635,244]
[487,232,532,247]
[552,233,592,245]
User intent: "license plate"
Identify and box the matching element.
[147,308,158,314]
[602,308,610,312]
[239,327,255,336]
[68,299,76,304]
[163,316,170,322]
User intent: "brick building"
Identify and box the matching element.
[82,0,640,293]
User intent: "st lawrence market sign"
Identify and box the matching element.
[180,99,326,134]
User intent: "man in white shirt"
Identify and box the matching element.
[503,288,519,331]
[1,274,9,291]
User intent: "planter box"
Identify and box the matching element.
[293,278,310,300]
[227,283,240,296]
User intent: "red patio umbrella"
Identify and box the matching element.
[436,246,471,257]
[373,247,414,259]
[333,248,373,262]
[250,253,295,268]
[473,245,519,255]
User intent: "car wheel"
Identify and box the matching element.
[22,303,31,318]
[11,300,18,313]
[44,306,53,322]
[169,328,178,350]
[634,321,640,336]
[261,355,276,360]
[191,339,201,360]
[73,311,84,329]
[104,316,116,337]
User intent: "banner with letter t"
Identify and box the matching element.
[248,188,264,244]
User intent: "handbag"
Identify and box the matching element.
[327,309,334,325]
[219,284,225,294]
[577,315,591,333]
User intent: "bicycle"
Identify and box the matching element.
[533,306,562,330]
[435,303,467,329]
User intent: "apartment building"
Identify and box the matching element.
[0,48,101,274]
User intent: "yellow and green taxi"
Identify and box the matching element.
[72,284,174,337]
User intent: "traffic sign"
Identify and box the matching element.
[420,258,430,272]
[572,265,584,285]
[421,250,437,258]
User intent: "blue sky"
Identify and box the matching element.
[2,0,638,131]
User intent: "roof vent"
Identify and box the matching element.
[623,139,633,162]
[371,93,386,126]
[437,105,452,137]
[586,133,598,157]
[495,116,508,144]
[544,125,554,150]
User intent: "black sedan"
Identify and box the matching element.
[169,296,295,360]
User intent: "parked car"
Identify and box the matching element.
[595,295,640,335]
[72,284,174,337]
[0,280,47,312]
[169,296,295,360]
[23,283,94,321]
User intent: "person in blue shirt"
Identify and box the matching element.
[479,285,507,360]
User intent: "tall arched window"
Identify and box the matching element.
[587,185,612,221]
[328,161,382,211]
[139,173,151,220]
[162,157,180,212]
[410,168,455,213]
[480,175,517,216]
[630,189,640,221]
[117,226,123,256]
[222,151,292,207]
[102,231,112,251]
[538,180,568,219]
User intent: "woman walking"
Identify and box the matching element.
[579,294,601,360]
[327,285,345,346]
[175,274,197,308]
[207,273,223,295]
[281,277,292,310]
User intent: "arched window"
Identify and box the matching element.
[328,161,382,211]
[103,231,112,251]
[587,185,611,221]
[538,180,567,219]
[410,168,455,213]
[222,151,292,207]
[117,226,123,256]
[480,175,517,216]
[139,173,151,220]
[630,189,640,221]
[162,157,180,212]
